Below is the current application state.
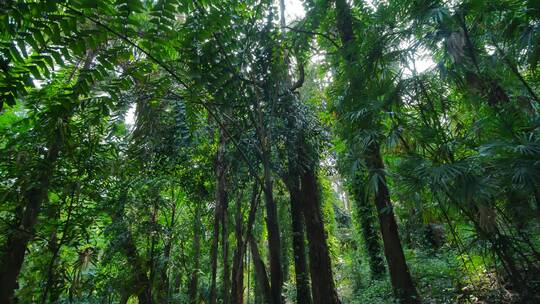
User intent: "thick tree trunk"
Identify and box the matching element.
[231,223,245,304]
[260,131,283,304]
[136,286,151,302]
[365,144,419,304]
[231,192,245,304]
[287,178,313,304]
[0,130,61,304]
[277,0,313,294]
[299,168,341,304]
[351,175,386,279]
[105,192,152,303]
[249,234,273,304]
[333,0,419,302]
[0,51,97,304]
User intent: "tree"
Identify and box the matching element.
[2,1,540,303]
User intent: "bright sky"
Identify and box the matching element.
[125,105,136,127]
[284,0,305,21]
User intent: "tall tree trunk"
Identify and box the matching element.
[255,101,283,304]
[299,168,341,304]
[279,202,290,285]
[211,127,229,304]
[188,204,202,304]
[0,50,96,302]
[0,50,98,303]
[287,178,313,304]
[350,175,385,279]
[219,128,231,304]
[249,234,273,304]
[231,193,245,304]
[365,144,419,303]
[231,207,245,304]
[232,182,261,304]
[333,1,419,302]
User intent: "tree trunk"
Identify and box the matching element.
[0,130,62,304]
[234,182,261,304]
[333,0,419,302]
[231,193,246,304]
[219,128,231,304]
[299,168,341,304]
[287,178,313,304]
[211,127,229,304]
[0,51,96,303]
[147,200,158,302]
[276,0,313,294]
[263,175,283,304]
[350,175,386,279]
[249,234,273,304]
[259,115,283,304]
[0,50,95,304]
[365,144,419,304]
[231,222,245,304]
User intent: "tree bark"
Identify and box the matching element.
[299,168,341,304]
[255,99,283,304]
[230,189,247,304]
[231,181,261,304]
[350,174,386,279]
[0,131,61,304]
[231,204,245,304]
[287,178,313,304]
[0,51,95,304]
[365,144,419,303]
[333,0,420,302]
[249,234,273,304]
[211,127,229,304]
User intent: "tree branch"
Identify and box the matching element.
[285,26,341,49]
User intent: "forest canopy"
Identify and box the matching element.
[1,0,540,303]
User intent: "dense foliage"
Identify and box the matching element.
[1,0,539,303]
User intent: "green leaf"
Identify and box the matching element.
[27,64,42,79]
[50,50,64,66]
